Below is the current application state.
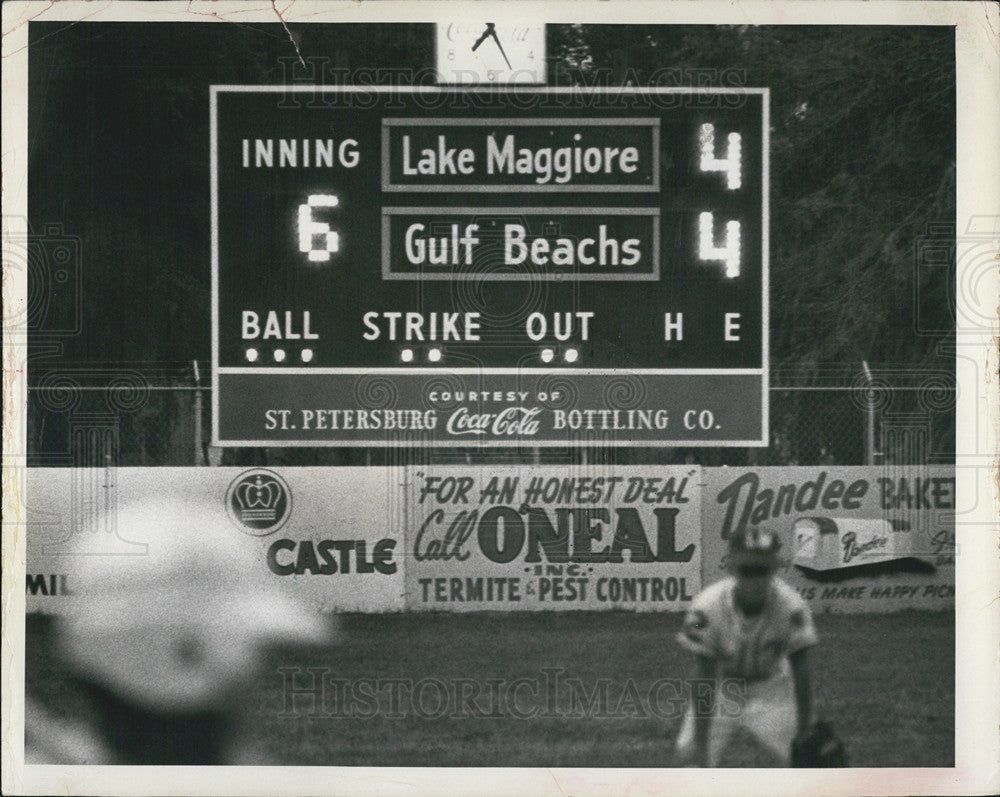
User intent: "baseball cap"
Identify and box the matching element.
[57,497,335,712]
[729,525,782,562]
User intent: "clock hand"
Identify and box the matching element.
[471,23,494,52]
[488,27,513,70]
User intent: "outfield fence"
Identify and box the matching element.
[24,382,954,468]
[24,464,956,614]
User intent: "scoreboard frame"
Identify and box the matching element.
[210,85,770,448]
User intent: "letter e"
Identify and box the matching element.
[724,313,741,341]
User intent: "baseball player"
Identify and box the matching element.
[673,525,817,767]
[27,497,335,765]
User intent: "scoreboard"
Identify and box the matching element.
[211,87,768,446]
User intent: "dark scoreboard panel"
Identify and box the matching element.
[212,87,767,446]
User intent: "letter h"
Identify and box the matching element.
[277,56,334,109]
[278,666,333,718]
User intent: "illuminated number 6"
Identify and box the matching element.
[298,194,340,263]
[698,212,741,278]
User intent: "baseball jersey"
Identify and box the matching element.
[677,576,817,681]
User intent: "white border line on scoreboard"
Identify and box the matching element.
[209,85,769,447]
[214,440,769,448]
[762,87,770,447]
[210,86,220,448]
[217,367,766,375]
[212,86,770,95]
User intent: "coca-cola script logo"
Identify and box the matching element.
[225,468,292,535]
[445,406,542,437]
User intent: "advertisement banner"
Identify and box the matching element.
[25,468,406,614]
[700,467,956,612]
[27,465,955,615]
[404,465,701,611]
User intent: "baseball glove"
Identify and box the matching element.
[791,720,848,767]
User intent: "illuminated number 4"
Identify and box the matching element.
[698,212,741,278]
[698,123,741,190]
[298,194,340,263]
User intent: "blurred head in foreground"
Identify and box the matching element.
[53,498,333,765]
[728,526,782,614]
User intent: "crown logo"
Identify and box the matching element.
[234,476,281,522]
[225,469,292,535]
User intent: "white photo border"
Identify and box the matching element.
[3,2,997,795]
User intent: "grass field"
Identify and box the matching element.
[26,610,954,767]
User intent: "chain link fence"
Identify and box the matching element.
[24,382,954,467]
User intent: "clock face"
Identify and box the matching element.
[436,21,546,84]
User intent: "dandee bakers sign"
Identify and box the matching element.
[211,87,768,446]
[700,467,956,612]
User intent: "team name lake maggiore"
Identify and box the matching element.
[401,133,641,184]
